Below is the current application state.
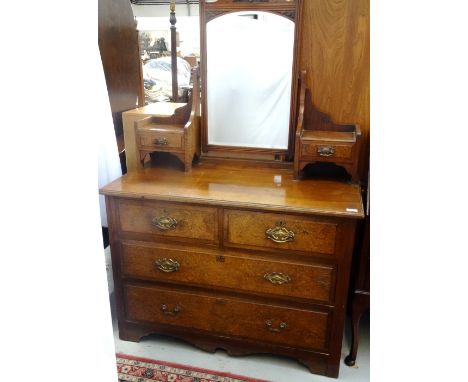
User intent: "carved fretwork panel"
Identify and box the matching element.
[272,9,296,21]
[205,10,229,22]
[206,9,296,22]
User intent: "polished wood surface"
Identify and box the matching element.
[126,103,188,118]
[302,130,356,142]
[299,0,369,179]
[101,159,364,219]
[98,0,144,138]
[120,241,335,304]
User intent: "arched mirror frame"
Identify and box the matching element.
[200,0,303,158]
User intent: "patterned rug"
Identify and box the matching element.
[116,353,269,382]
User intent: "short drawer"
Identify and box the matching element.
[117,200,218,243]
[139,129,184,150]
[125,284,330,351]
[121,242,336,303]
[224,210,337,255]
[301,142,354,162]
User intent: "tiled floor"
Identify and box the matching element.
[110,290,369,382]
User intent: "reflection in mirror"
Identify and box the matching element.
[206,12,295,150]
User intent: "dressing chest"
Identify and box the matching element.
[101,160,363,378]
[101,0,366,378]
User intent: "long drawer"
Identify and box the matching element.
[117,199,218,244]
[120,242,336,304]
[124,284,330,351]
[224,210,337,255]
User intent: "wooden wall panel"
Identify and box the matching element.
[300,0,369,179]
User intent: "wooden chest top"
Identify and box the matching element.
[100,159,364,219]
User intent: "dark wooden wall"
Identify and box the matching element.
[98,0,144,138]
[300,0,370,180]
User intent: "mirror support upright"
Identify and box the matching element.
[170,0,178,102]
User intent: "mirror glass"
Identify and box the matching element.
[206,11,295,150]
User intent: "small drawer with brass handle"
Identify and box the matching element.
[160,304,182,316]
[265,319,287,333]
[151,210,178,230]
[317,146,335,157]
[155,258,180,273]
[138,130,184,149]
[154,137,169,146]
[266,221,295,243]
[264,272,292,285]
[300,142,354,161]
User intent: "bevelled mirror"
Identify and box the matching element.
[200,0,303,156]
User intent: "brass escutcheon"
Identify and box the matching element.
[317,146,335,157]
[264,272,292,285]
[266,221,295,243]
[152,210,178,230]
[154,137,169,146]
[155,258,180,273]
[160,304,181,316]
[265,319,287,333]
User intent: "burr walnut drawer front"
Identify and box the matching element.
[117,200,218,243]
[139,129,184,150]
[224,210,337,255]
[125,284,330,351]
[120,242,336,303]
[300,142,354,162]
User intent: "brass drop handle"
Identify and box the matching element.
[152,210,178,230]
[266,221,295,243]
[317,146,335,157]
[264,272,292,285]
[265,320,287,333]
[154,138,169,146]
[160,304,181,316]
[155,258,180,273]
